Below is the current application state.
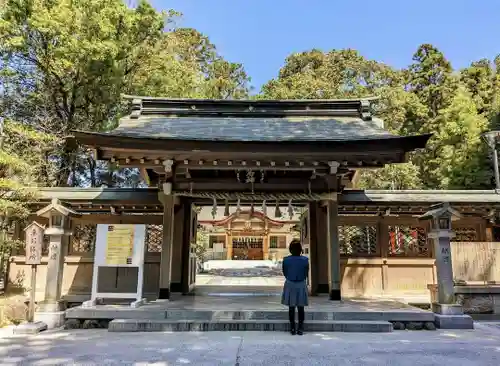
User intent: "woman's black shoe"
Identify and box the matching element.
[290,323,296,335]
[297,323,304,335]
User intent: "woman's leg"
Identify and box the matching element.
[288,306,296,334]
[297,306,305,335]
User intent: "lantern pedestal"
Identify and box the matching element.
[34,311,66,329]
[13,321,48,335]
[34,300,67,329]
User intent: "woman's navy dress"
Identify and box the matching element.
[281,255,309,307]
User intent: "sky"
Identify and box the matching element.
[152,0,500,92]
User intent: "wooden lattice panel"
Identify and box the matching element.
[70,225,96,254]
[339,225,378,256]
[146,225,163,252]
[388,226,429,257]
[454,227,478,242]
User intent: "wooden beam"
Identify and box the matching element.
[74,131,430,155]
[105,156,389,170]
[173,180,331,192]
[74,214,162,224]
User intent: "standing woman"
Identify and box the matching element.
[281,239,309,335]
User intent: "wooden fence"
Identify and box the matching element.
[451,242,500,284]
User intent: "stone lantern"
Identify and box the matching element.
[36,198,78,236]
[34,198,80,328]
[419,202,473,329]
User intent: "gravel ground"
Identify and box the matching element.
[1,322,500,365]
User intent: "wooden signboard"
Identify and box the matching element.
[24,221,45,322]
[25,222,44,265]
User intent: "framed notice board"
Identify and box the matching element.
[90,224,146,304]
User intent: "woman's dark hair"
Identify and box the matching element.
[289,239,302,256]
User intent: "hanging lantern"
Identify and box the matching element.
[224,199,230,216]
[211,198,217,219]
[288,199,294,220]
[236,198,241,214]
[275,201,282,218]
[262,200,267,215]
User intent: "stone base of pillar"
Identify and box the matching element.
[13,321,48,335]
[37,300,66,312]
[432,303,474,329]
[158,288,170,300]
[329,289,341,301]
[34,311,65,329]
[432,303,463,315]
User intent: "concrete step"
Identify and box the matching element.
[165,310,435,322]
[108,319,393,333]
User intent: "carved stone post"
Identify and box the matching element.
[419,203,473,329]
[34,198,80,328]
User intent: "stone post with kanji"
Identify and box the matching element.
[419,202,473,329]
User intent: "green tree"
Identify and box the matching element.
[261,48,425,189]
[419,87,491,189]
[0,0,250,188]
[261,49,400,99]
[407,44,457,120]
[460,59,496,116]
[195,226,208,266]
[357,162,423,190]
[0,0,167,186]
[0,118,56,269]
[130,28,250,99]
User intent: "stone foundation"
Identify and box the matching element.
[428,284,500,314]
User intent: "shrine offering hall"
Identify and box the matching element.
[10,96,500,312]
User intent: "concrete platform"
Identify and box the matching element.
[66,295,436,324]
[434,314,474,329]
[108,319,394,332]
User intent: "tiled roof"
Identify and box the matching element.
[94,96,403,142]
[109,115,393,142]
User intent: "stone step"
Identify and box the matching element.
[108,319,393,333]
[165,310,434,322]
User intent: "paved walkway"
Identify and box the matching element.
[196,266,285,288]
[2,323,500,365]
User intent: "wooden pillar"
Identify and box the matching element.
[326,200,341,300]
[227,230,233,260]
[308,201,319,295]
[170,203,186,293]
[379,217,389,294]
[181,198,193,294]
[263,234,269,260]
[159,194,175,299]
[315,205,329,293]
